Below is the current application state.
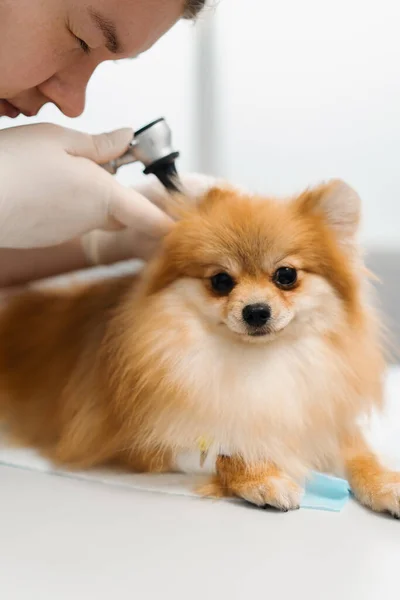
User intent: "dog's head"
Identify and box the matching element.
[145,180,363,343]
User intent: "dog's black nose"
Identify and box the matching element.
[242,303,271,328]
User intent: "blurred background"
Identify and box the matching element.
[1,0,399,349]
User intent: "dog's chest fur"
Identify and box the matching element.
[143,315,354,476]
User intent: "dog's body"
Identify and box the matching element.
[0,180,399,515]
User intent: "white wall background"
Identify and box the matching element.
[1,1,400,248]
[211,0,400,248]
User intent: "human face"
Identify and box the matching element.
[0,0,184,118]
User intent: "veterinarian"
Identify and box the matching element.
[0,0,205,287]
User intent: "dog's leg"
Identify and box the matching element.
[342,430,400,518]
[199,455,303,511]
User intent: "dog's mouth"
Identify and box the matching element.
[222,319,285,341]
[245,324,288,340]
[244,325,276,340]
[248,330,269,337]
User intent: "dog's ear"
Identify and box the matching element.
[131,174,223,222]
[296,179,361,246]
[196,186,235,212]
[166,175,248,220]
[163,185,239,221]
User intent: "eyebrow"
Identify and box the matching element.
[89,8,122,54]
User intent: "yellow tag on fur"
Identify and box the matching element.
[198,436,211,467]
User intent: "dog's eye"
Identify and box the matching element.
[211,272,235,295]
[273,267,298,289]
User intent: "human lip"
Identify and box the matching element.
[11,101,38,117]
[0,100,21,118]
[4,100,40,117]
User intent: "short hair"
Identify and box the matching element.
[183,0,207,19]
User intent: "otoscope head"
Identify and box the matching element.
[143,153,181,192]
[101,117,182,191]
[134,118,182,192]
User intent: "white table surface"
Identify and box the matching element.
[1,366,399,600]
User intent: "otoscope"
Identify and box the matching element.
[101,117,181,192]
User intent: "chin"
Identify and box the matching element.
[0,179,397,517]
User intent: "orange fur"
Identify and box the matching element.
[0,179,396,515]
[197,456,302,511]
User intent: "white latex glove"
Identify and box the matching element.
[82,173,224,264]
[0,123,171,251]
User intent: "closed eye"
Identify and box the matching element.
[67,22,91,55]
[75,36,91,55]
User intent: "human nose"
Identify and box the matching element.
[38,60,99,118]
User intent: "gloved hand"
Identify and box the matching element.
[0,123,172,253]
[82,173,223,264]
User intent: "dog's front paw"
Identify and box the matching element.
[212,455,303,511]
[235,474,303,511]
[351,471,400,518]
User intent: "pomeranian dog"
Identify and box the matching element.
[0,178,399,516]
